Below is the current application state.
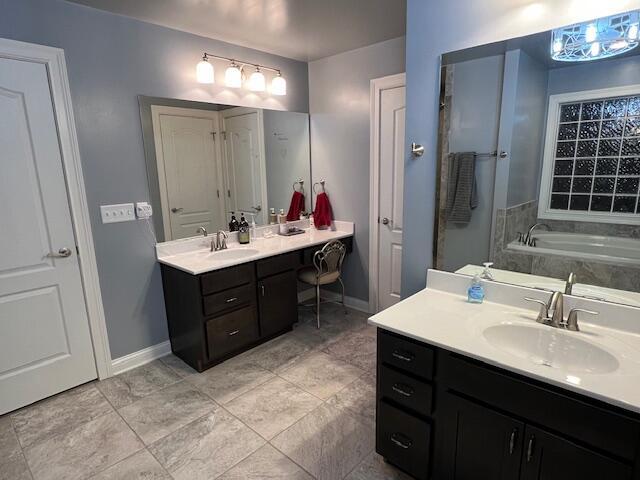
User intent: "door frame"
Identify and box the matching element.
[0,38,112,379]
[150,105,226,240]
[368,73,406,314]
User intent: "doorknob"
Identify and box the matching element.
[171,207,183,213]
[381,217,390,225]
[47,247,72,258]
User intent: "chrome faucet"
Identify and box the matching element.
[525,291,598,331]
[523,223,550,247]
[565,272,577,295]
[211,230,228,252]
[196,226,208,237]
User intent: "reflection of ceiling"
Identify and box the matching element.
[64,0,407,61]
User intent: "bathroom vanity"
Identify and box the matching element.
[370,270,640,480]
[157,222,353,372]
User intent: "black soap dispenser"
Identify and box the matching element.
[229,212,239,232]
[238,215,250,244]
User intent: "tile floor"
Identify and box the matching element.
[0,304,411,480]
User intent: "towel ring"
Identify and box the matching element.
[313,181,325,194]
[293,180,305,193]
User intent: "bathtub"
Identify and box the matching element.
[507,232,640,267]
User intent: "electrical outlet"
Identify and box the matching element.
[135,202,153,219]
[100,203,135,223]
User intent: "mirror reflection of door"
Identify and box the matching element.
[151,105,226,240]
[222,107,268,225]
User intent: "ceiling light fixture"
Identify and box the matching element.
[551,10,640,62]
[196,56,214,84]
[195,52,286,96]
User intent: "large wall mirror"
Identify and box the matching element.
[139,96,311,242]
[435,10,640,308]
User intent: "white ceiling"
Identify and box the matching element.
[65,0,407,61]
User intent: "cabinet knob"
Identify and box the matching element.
[509,429,517,455]
[392,383,414,397]
[228,330,240,337]
[225,297,238,303]
[391,350,414,362]
[526,435,535,462]
[390,433,412,449]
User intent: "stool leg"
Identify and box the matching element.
[316,283,321,329]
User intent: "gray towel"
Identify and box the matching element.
[446,152,478,224]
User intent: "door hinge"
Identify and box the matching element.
[76,245,80,255]
[217,189,220,198]
[221,131,227,140]
[227,189,231,198]
[210,131,216,141]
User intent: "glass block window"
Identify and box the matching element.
[550,94,640,216]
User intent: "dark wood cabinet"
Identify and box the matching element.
[520,425,633,480]
[436,394,523,480]
[375,328,640,480]
[258,269,298,338]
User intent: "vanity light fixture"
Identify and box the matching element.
[551,10,639,62]
[196,52,286,95]
[196,56,214,84]
[224,61,242,88]
[247,67,266,92]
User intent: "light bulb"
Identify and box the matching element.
[248,68,266,92]
[629,24,639,40]
[196,57,214,84]
[585,24,598,42]
[611,40,629,50]
[271,74,287,96]
[553,39,563,53]
[590,42,601,56]
[225,62,242,88]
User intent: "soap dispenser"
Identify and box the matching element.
[238,215,250,244]
[269,208,277,225]
[229,212,239,232]
[467,274,485,304]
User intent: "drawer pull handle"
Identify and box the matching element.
[225,297,238,303]
[391,383,414,397]
[228,330,240,336]
[390,433,412,450]
[509,429,517,455]
[392,350,414,362]
[526,435,535,462]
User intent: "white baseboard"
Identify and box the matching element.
[298,288,370,314]
[111,340,172,376]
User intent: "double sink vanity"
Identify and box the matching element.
[370,270,640,480]
[157,220,353,372]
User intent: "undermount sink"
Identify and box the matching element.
[198,248,260,261]
[483,323,619,374]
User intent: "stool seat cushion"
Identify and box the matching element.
[298,266,340,285]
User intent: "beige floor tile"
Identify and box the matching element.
[326,374,376,428]
[345,452,412,480]
[218,444,312,480]
[89,449,170,479]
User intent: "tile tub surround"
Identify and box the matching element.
[0,305,403,480]
[492,201,640,294]
[156,220,354,275]
[370,269,640,414]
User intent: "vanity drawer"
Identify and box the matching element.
[256,252,299,279]
[377,400,430,480]
[200,263,254,295]
[202,283,255,317]
[380,365,433,416]
[205,306,259,360]
[379,330,434,381]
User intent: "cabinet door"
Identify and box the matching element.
[258,270,298,338]
[520,425,632,480]
[436,393,524,480]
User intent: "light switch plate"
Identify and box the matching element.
[100,203,135,223]
[135,202,153,219]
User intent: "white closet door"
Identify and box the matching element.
[159,113,223,239]
[0,57,96,414]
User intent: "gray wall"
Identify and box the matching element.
[506,49,548,207]
[309,37,406,303]
[1,0,309,358]
[401,0,638,297]
[263,110,311,215]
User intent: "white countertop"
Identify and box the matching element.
[369,270,640,414]
[156,221,354,275]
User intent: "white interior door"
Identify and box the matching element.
[0,57,96,414]
[222,108,268,224]
[375,77,406,311]
[153,107,224,240]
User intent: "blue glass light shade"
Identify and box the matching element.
[551,11,639,62]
